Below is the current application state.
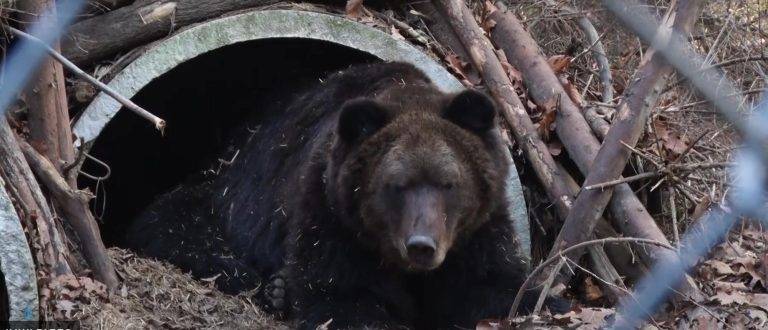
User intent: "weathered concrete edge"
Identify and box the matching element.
[72,10,462,144]
[0,176,38,320]
[71,9,530,257]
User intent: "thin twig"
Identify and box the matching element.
[667,56,768,89]
[665,89,765,112]
[584,162,731,190]
[668,185,680,246]
[585,171,660,190]
[532,257,565,315]
[7,26,166,132]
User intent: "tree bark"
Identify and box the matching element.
[17,138,119,291]
[486,4,703,301]
[487,1,704,303]
[546,0,701,267]
[429,0,630,295]
[18,0,76,183]
[62,0,280,66]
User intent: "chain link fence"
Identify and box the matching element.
[1,0,765,328]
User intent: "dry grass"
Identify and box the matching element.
[70,248,286,329]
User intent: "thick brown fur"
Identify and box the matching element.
[128,62,552,329]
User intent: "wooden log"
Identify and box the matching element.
[62,0,280,66]
[488,1,705,304]
[546,0,701,270]
[486,4,704,301]
[18,0,76,182]
[17,138,119,291]
[0,118,72,276]
[429,0,628,298]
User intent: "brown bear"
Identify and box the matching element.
[128,62,553,329]
[282,62,544,329]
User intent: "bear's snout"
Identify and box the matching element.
[396,186,451,271]
[406,235,436,266]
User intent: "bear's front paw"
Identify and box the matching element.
[260,268,288,317]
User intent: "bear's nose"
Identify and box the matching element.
[406,235,436,263]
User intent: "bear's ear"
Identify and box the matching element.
[442,90,497,134]
[338,99,389,143]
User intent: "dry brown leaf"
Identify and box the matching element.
[715,280,751,292]
[548,55,572,75]
[553,307,613,329]
[692,314,724,330]
[444,52,471,84]
[390,25,405,40]
[732,255,766,287]
[484,0,498,16]
[548,140,563,156]
[562,78,583,106]
[712,290,768,308]
[536,97,559,140]
[691,196,712,220]
[705,260,736,276]
[345,0,364,19]
[496,50,522,84]
[653,119,691,156]
[482,18,497,33]
[584,277,603,301]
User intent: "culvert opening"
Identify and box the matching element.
[0,269,7,322]
[80,38,378,247]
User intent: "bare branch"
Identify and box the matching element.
[8,26,166,132]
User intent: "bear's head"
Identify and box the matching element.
[327,83,509,272]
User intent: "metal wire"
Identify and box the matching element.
[0,0,765,328]
[604,1,767,328]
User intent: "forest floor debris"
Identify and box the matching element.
[58,248,286,329]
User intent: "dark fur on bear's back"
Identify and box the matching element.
[128,62,544,329]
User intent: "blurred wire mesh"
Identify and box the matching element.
[0,0,765,328]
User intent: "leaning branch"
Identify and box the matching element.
[543,0,702,284]
[0,118,72,276]
[486,3,702,301]
[17,137,119,291]
[9,26,166,132]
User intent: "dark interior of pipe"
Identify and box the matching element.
[0,269,8,322]
[80,38,378,246]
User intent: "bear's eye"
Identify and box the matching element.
[442,182,455,190]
